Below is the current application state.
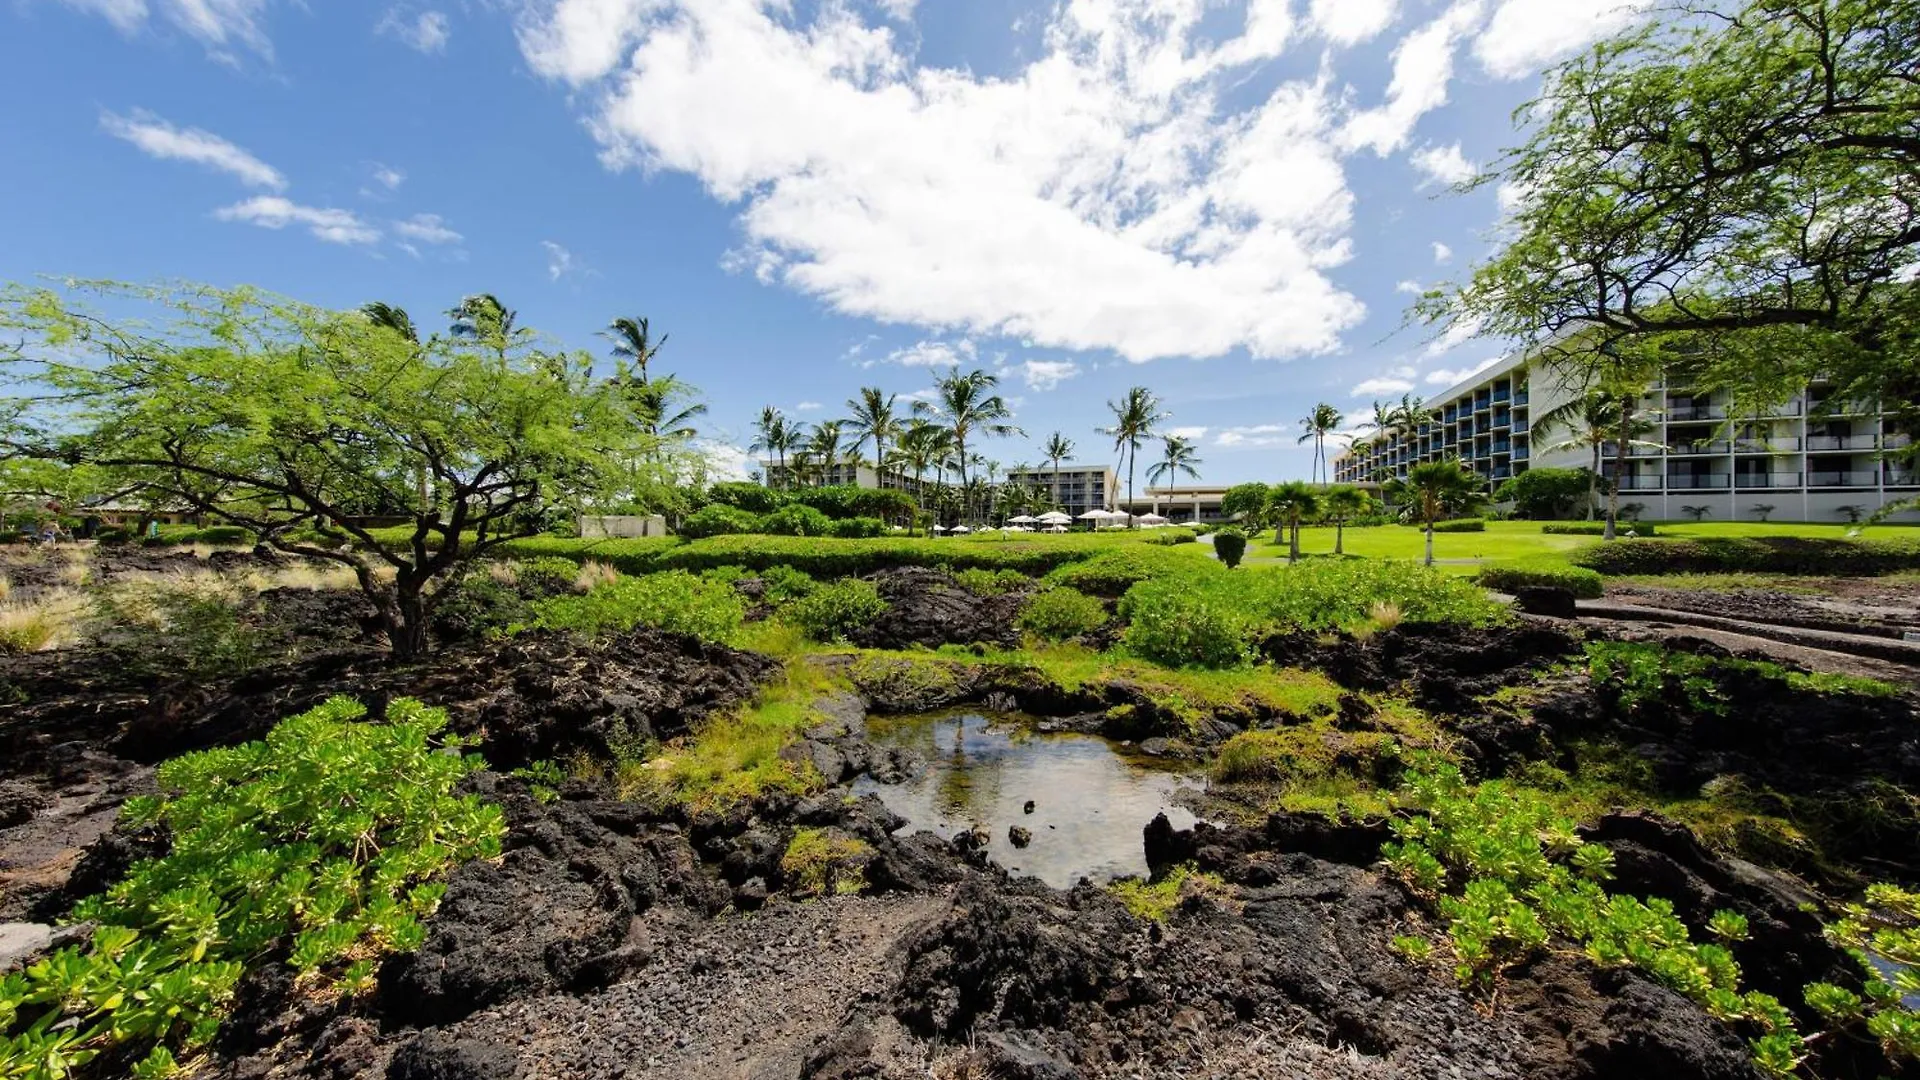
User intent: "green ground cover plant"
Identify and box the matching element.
[0,697,502,1079]
[1584,641,1898,717]
[952,568,1030,595]
[1107,865,1233,923]
[779,828,873,898]
[785,578,887,643]
[1475,558,1605,599]
[517,571,745,644]
[1542,522,1659,536]
[1016,587,1108,642]
[1574,537,1920,577]
[1806,883,1920,1063]
[1381,761,1805,1075]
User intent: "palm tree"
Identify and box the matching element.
[1042,432,1074,511]
[1147,435,1203,488]
[844,387,901,473]
[896,421,949,518]
[750,407,796,488]
[800,421,845,486]
[1533,391,1658,520]
[912,369,1021,502]
[602,317,668,385]
[1268,481,1320,563]
[1357,399,1396,441]
[1099,386,1167,523]
[1407,459,1481,566]
[447,294,517,359]
[361,301,420,344]
[1320,485,1371,556]
[1296,403,1343,484]
[624,374,707,441]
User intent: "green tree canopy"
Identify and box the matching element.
[0,281,665,659]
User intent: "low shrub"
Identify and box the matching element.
[780,827,872,897]
[1145,528,1198,546]
[1107,865,1233,923]
[90,581,265,678]
[954,567,1031,596]
[656,535,1093,578]
[784,578,888,643]
[2,697,504,1078]
[1043,546,1219,597]
[1430,518,1486,533]
[1017,586,1108,641]
[1477,559,1605,599]
[757,564,818,606]
[519,571,745,644]
[763,504,836,537]
[1212,530,1247,569]
[1574,536,1920,577]
[1121,589,1254,668]
[826,516,886,539]
[496,535,679,575]
[93,526,133,545]
[1541,522,1659,537]
[680,504,763,539]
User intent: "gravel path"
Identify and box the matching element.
[422,891,950,1079]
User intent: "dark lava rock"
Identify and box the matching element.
[1008,825,1033,848]
[0,781,46,828]
[847,567,1024,651]
[1514,585,1578,618]
[974,1031,1084,1079]
[1023,800,1036,814]
[387,1032,523,1080]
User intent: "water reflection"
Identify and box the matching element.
[853,711,1202,888]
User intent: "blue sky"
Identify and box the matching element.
[0,0,1647,484]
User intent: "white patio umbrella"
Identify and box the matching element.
[950,524,972,534]
[1045,524,1069,533]
[931,524,948,533]
[1008,515,1037,524]
[1075,509,1111,520]
[1036,511,1073,525]
[1138,512,1168,525]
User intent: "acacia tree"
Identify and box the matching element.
[1423,0,1920,424]
[0,282,654,660]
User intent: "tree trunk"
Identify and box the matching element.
[1335,520,1345,556]
[1126,449,1136,528]
[1606,401,1632,541]
[388,582,430,661]
[1289,514,1300,562]
[1424,520,1435,566]
[1587,443,1600,519]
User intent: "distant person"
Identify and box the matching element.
[145,519,161,540]
[38,521,58,545]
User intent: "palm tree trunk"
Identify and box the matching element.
[1607,400,1632,542]
[1126,448,1136,528]
[1289,513,1300,562]
[1587,442,1600,520]
[1424,517,1436,566]
[1335,520,1345,556]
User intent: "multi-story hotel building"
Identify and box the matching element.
[1332,354,1918,522]
[758,460,925,496]
[1001,464,1117,517]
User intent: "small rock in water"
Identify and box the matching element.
[1023,800,1036,814]
[1008,826,1033,849]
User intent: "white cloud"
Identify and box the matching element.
[541,240,578,281]
[214,196,381,245]
[394,213,461,244]
[1214,423,1291,449]
[795,401,823,412]
[1352,375,1416,397]
[100,109,285,190]
[1165,425,1209,440]
[1019,359,1081,392]
[1425,356,1503,387]
[696,440,754,481]
[519,0,1368,363]
[1395,279,1424,295]
[1475,0,1649,79]
[1432,241,1453,264]
[377,8,450,54]
[1496,179,1535,217]
[1410,142,1475,187]
[1307,0,1396,46]
[1423,312,1486,356]
[869,338,977,369]
[876,0,916,20]
[63,0,281,61]
[1339,1,1484,156]
[370,164,406,191]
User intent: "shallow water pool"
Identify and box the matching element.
[852,711,1202,888]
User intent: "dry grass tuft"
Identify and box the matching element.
[574,560,620,593]
[0,590,87,654]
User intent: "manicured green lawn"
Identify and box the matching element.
[1244,519,1920,568]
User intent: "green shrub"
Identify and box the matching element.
[1575,536,1920,577]
[756,564,818,605]
[1043,546,1219,597]
[785,578,887,642]
[515,556,587,596]
[656,535,1091,577]
[1477,559,1605,599]
[94,526,133,545]
[707,481,787,514]
[779,827,872,897]
[954,567,1031,596]
[520,571,745,644]
[680,504,764,539]
[1430,518,1486,533]
[763,504,835,537]
[1017,587,1108,641]
[1813,883,1920,1064]
[1541,522,1659,537]
[1585,640,1898,716]
[1145,528,1198,546]
[1,698,504,1078]
[1121,589,1254,668]
[90,583,265,679]
[1213,530,1248,568]
[495,535,679,575]
[826,516,886,539]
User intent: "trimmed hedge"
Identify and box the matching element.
[1572,536,1920,577]
[1476,558,1605,599]
[498,536,680,575]
[1541,522,1659,537]
[1429,518,1485,533]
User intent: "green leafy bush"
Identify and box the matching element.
[0,697,503,1078]
[707,481,787,514]
[1430,518,1486,533]
[1121,589,1254,668]
[762,504,835,537]
[1017,587,1107,641]
[1043,546,1219,597]
[785,578,887,643]
[954,568,1031,596]
[1575,536,1920,577]
[756,565,818,606]
[1144,528,1198,546]
[494,535,679,575]
[680,504,764,539]
[520,571,745,644]
[1213,530,1248,568]
[1586,641,1897,717]
[825,516,886,539]
[1477,559,1605,599]
[1810,882,1919,1064]
[1541,522,1659,536]
[779,827,872,897]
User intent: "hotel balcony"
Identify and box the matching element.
[1805,434,1880,451]
[1735,472,1803,489]
[1668,440,1732,456]
[1511,419,1528,434]
[1492,389,1511,404]
[1808,471,1881,488]
[1807,397,1874,416]
[1614,476,1667,491]
[1889,471,1919,488]
[1885,433,1913,450]
[1734,437,1799,453]
[1666,405,1727,422]
[1603,443,1667,458]
[1513,446,1530,461]
[1512,391,1529,406]
[1492,441,1511,454]
[1667,474,1731,490]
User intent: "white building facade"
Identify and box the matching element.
[1002,464,1116,517]
[1332,354,1918,522]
